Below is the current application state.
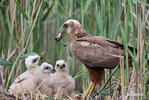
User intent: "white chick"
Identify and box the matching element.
[39,62,55,96]
[8,55,43,95]
[53,59,75,99]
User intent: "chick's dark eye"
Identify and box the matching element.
[57,64,59,67]
[63,24,68,28]
[63,64,65,67]
[32,58,37,63]
[45,66,49,70]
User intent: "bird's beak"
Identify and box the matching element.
[55,32,62,41]
[55,27,66,42]
[51,67,55,72]
[59,65,65,69]
[40,57,44,60]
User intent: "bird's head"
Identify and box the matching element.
[55,59,66,72]
[40,62,54,73]
[25,55,42,69]
[55,19,81,41]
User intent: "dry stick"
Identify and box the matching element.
[24,0,43,51]
[104,82,118,91]
[109,69,112,98]
[43,22,47,55]
[6,47,19,61]
[91,66,119,98]
[7,0,16,56]
[37,90,44,100]
[33,83,43,93]
[19,1,24,76]
[140,2,147,98]
[6,1,16,88]
[119,51,124,100]
[25,0,28,13]
[137,3,142,100]
[30,0,37,51]
[7,47,20,78]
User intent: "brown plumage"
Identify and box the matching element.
[55,19,134,99]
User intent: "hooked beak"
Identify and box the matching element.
[59,64,65,69]
[55,27,66,42]
[40,56,44,60]
[55,32,62,41]
[51,67,55,72]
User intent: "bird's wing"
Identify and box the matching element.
[70,36,130,69]
[9,77,36,94]
[13,71,31,84]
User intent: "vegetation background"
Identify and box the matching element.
[0,0,149,99]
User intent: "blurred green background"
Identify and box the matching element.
[0,0,149,99]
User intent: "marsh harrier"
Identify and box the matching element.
[55,19,134,99]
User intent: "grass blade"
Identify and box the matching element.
[83,0,93,16]
[6,48,25,89]
[0,57,12,66]
[14,0,29,20]
[42,0,56,21]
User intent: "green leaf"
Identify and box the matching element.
[49,96,53,100]
[6,48,25,88]
[74,67,84,80]
[101,91,113,96]
[111,0,121,39]
[96,4,103,35]
[83,0,93,16]
[128,49,137,70]
[19,52,39,60]
[42,0,56,21]
[147,54,149,60]
[0,57,12,66]
[14,0,29,20]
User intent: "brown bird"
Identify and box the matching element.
[55,19,135,99]
[39,62,55,96]
[9,55,43,95]
[53,59,75,99]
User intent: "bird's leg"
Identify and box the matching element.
[89,83,95,96]
[83,82,94,100]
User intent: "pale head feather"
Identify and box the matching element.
[65,19,81,26]
[25,55,40,69]
[40,62,53,73]
[55,59,66,71]
[63,19,81,33]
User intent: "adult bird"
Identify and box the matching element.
[9,55,43,96]
[55,19,135,99]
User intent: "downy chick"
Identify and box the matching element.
[9,55,42,95]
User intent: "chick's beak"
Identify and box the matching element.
[55,27,66,42]
[59,64,65,69]
[51,67,55,72]
[40,56,44,60]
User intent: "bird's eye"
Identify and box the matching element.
[32,58,37,63]
[45,66,49,70]
[63,64,65,67]
[63,24,68,28]
[57,64,59,67]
